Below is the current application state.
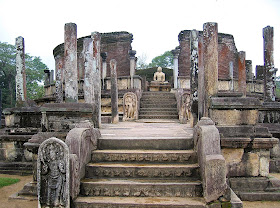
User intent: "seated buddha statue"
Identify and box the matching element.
[152,67,168,84]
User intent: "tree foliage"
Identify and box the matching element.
[0,42,47,108]
[148,51,174,68]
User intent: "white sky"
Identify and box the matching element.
[0,0,279,75]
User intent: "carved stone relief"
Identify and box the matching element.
[123,92,138,121]
[37,137,69,208]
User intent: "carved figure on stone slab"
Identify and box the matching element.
[38,137,69,208]
[123,92,138,121]
[182,93,191,121]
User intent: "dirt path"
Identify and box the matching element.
[0,174,36,208]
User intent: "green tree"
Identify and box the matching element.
[0,42,47,108]
[148,51,174,68]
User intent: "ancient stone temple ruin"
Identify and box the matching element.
[1,22,280,208]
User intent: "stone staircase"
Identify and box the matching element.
[74,122,206,207]
[139,92,179,120]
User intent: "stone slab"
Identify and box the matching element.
[98,137,193,150]
[85,163,200,179]
[80,178,202,197]
[92,150,197,164]
[74,196,206,208]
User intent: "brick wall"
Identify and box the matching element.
[178,30,239,80]
[101,32,133,77]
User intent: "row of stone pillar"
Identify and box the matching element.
[171,23,276,118]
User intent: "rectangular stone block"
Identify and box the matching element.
[203,154,227,203]
[210,109,258,125]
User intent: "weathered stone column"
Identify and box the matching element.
[110,59,119,124]
[64,23,78,103]
[263,26,277,101]
[15,36,27,104]
[0,89,2,128]
[129,50,136,89]
[238,51,246,96]
[246,60,253,80]
[44,69,50,85]
[171,47,180,89]
[198,35,204,119]
[229,62,234,91]
[190,30,199,99]
[83,38,94,104]
[91,32,102,128]
[202,22,218,117]
[55,54,64,103]
[101,52,107,89]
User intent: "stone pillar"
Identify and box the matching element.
[229,61,234,91]
[198,35,204,119]
[101,52,107,89]
[202,22,218,117]
[83,38,94,104]
[50,70,54,84]
[129,50,136,89]
[0,89,2,128]
[55,54,64,103]
[44,69,50,85]
[91,32,102,128]
[263,26,277,101]
[15,36,27,104]
[238,51,246,96]
[190,30,199,99]
[64,23,78,103]
[171,47,180,89]
[110,59,119,124]
[246,60,253,80]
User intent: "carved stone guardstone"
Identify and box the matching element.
[123,92,138,121]
[37,137,70,208]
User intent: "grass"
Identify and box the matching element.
[0,177,20,188]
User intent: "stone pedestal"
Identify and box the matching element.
[15,36,27,105]
[64,23,78,103]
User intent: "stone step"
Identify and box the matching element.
[85,163,200,179]
[92,150,197,164]
[230,177,270,192]
[80,178,202,197]
[140,101,177,105]
[142,92,176,96]
[139,111,178,116]
[98,136,193,150]
[140,108,177,112]
[140,103,177,108]
[238,192,280,201]
[74,196,206,208]
[139,115,179,120]
[0,162,33,175]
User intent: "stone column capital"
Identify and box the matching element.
[171,47,180,58]
[129,50,136,59]
[101,52,107,62]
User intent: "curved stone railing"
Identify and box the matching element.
[193,117,227,203]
